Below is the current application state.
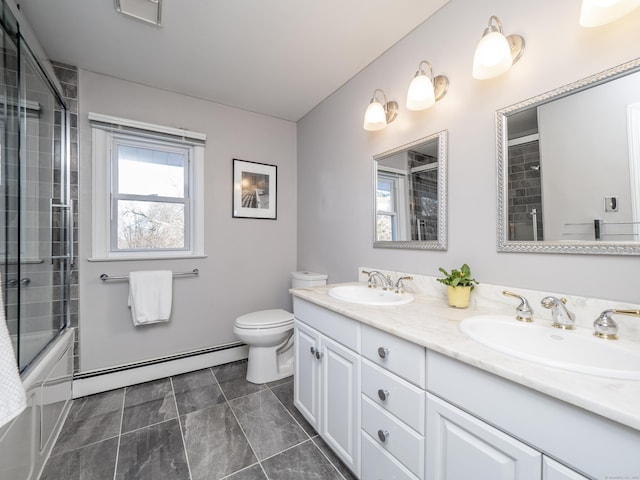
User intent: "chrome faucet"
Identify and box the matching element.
[362,270,393,290]
[593,309,640,340]
[540,296,575,330]
[502,291,534,322]
[394,276,413,293]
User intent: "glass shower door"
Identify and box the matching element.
[16,41,69,371]
[0,14,20,364]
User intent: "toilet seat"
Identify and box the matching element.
[235,309,294,329]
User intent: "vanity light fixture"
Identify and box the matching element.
[363,89,398,131]
[472,15,525,80]
[579,0,640,27]
[406,61,449,111]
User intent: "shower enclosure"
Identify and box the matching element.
[0,1,73,479]
[1,1,71,372]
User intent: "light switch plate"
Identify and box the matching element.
[604,196,618,212]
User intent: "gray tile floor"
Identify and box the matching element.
[41,361,357,480]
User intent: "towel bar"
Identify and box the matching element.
[100,269,199,281]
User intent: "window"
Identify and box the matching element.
[376,173,400,241]
[89,113,205,260]
[112,139,189,251]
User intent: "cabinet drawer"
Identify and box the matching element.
[361,359,425,434]
[362,396,424,478]
[361,431,419,480]
[293,298,359,351]
[362,324,425,388]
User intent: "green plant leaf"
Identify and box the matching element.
[438,263,479,288]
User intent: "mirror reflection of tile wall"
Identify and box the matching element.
[507,141,543,241]
[408,151,438,241]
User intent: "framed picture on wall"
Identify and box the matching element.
[232,159,277,219]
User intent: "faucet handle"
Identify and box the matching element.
[593,309,640,340]
[361,270,378,288]
[503,290,534,322]
[394,276,413,293]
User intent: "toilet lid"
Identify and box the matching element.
[235,309,294,328]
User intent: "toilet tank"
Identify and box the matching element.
[291,271,328,288]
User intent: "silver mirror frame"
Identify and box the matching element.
[373,130,448,250]
[497,57,640,255]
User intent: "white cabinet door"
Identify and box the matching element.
[294,318,361,476]
[321,334,361,475]
[543,457,589,480]
[294,320,320,430]
[426,393,541,480]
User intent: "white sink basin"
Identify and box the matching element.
[460,314,640,380]
[328,285,414,306]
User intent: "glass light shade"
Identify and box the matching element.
[472,31,513,80]
[579,0,640,27]
[363,100,387,131]
[406,74,436,111]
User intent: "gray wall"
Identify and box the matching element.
[297,0,640,303]
[78,70,297,372]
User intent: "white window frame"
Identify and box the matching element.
[377,168,408,241]
[377,172,399,240]
[89,113,205,260]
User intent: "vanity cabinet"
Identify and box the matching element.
[293,299,361,476]
[292,296,638,480]
[426,350,638,480]
[426,393,541,480]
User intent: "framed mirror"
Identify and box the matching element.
[497,57,640,255]
[373,130,447,250]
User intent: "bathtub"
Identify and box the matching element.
[0,328,75,480]
[10,330,61,370]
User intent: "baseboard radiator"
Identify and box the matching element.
[72,342,248,398]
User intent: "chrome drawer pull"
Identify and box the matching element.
[377,347,389,359]
[310,346,316,356]
[378,389,390,401]
[377,429,390,443]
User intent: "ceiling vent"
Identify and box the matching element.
[115,0,162,26]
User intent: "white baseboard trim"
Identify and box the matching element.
[72,344,249,398]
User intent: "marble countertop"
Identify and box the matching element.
[291,283,640,432]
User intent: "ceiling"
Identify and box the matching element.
[17,0,449,121]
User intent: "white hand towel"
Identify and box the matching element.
[128,270,173,326]
[0,276,27,428]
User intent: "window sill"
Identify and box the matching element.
[88,254,207,262]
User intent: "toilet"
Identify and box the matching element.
[234,271,328,384]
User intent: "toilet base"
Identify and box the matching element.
[246,344,293,384]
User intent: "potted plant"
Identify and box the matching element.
[437,263,479,308]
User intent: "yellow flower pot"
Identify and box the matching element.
[447,285,471,308]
